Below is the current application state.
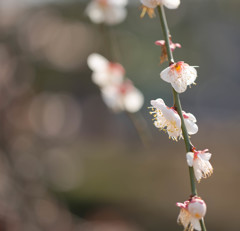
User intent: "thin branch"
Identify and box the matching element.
[156,4,206,231]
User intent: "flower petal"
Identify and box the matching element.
[171,77,188,93]
[200,152,212,161]
[186,152,194,167]
[140,0,158,8]
[87,53,108,72]
[104,6,127,25]
[123,88,144,113]
[86,1,105,24]
[163,0,180,9]
[160,67,173,83]
[190,217,201,231]
[185,66,197,85]
[108,0,128,6]
[184,117,198,135]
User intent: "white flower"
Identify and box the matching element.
[177,197,207,231]
[86,0,128,25]
[183,111,198,135]
[160,61,197,93]
[101,80,144,113]
[186,149,213,182]
[150,98,181,140]
[87,53,125,87]
[140,0,180,18]
[149,98,198,140]
[87,53,143,113]
[141,0,180,9]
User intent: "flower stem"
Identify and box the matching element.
[157,5,207,231]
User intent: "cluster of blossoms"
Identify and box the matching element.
[86,1,144,114]
[86,0,128,25]
[86,0,213,229]
[149,46,212,231]
[87,53,144,113]
[141,0,214,230]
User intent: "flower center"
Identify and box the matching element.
[194,213,202,219]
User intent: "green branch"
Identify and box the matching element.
[157,5,206,231]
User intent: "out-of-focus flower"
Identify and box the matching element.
[87,53,125,87]
[101,79,144,113]
[160,61,197,93]
[88,53,144,113]
[150,98,198,140]
[186,149,213,182]
[176,196,207,231]
[140,0,180,18]
[86,0,128,25]
[155,39,181,63]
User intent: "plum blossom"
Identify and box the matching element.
[140,0,180,18]
[86,0,128,25]
[160,61,197,93]
[149,98,198,140]
[176,196,207,231]
[87,53,144,113]
[182,111,198,135]
[87,53,125,87]
[186,149,213,182]
[155,39,181,63]
[101,79,144,113]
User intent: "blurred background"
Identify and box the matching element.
[0,0,239,230]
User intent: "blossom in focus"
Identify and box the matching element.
[87,53,125,87]
[186,149,213,182]
[86,0,128,25]
[101,79,144,113]
[160,61,197,93]
[176,196,207,231]
[150,98,181,140]
[150,98,198,140]
[140,0,180,18]
[155,39,181,63]
[182,111,198,135]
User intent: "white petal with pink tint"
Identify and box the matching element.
[177,197,206,231]
[183,112,198,135]
[160,61,197,93]
[141,0,180,9]
[87,53,124,87]
[123,88,144,113]
[150,98,182,140]
[162,0,180,9]
[186,150,213,182]
[87,53,108,72]
[101,80,144,113]
[150,99,198,140]
[86,0,128,25]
